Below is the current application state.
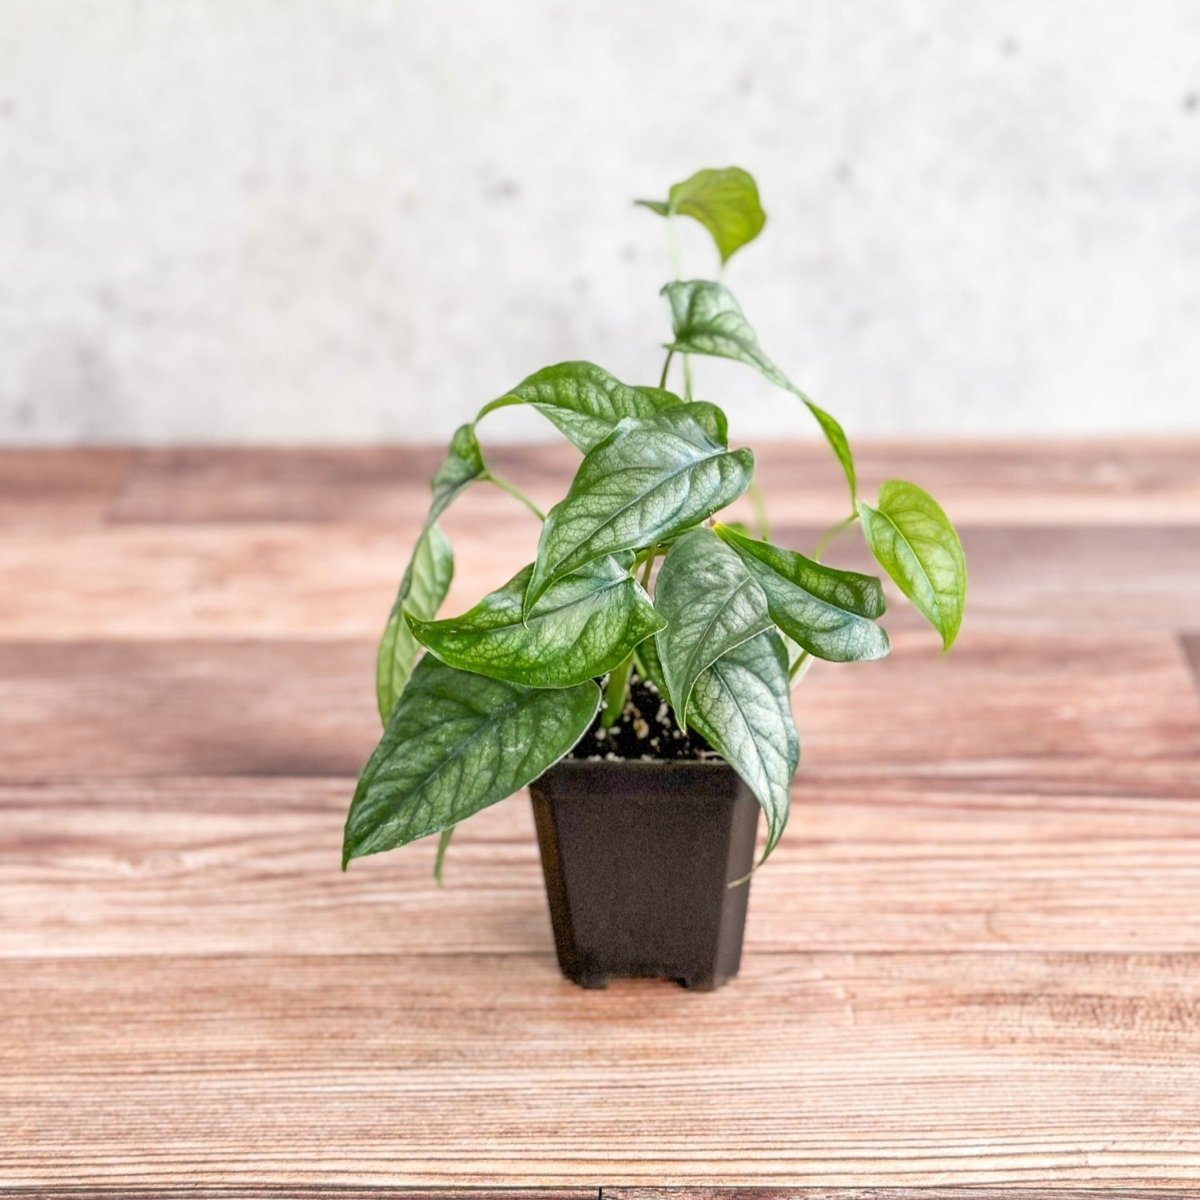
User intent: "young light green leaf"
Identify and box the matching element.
[409,555,664,688]
[375,522,454,723]
[663,280,857,504]
[714,524,890,663]
[524,407,754,614]
[859,481,966,651]
[688,629,799,862]
[636,167,766,264]
[653,528,773,723]
[344,657,600,867]
[477,361,680,453]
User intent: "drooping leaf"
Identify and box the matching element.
[653,528,773,723]
[663,279,857,504]
[714,524,890,663]
[375,522,454,722]
[430,423,487,521]
[409,554,664,688]
[688,629,799,862]
[859,480,967,651]
[373,424,486,723]
[524,407,754,614]
[636,167,766,264]
[477,362,680,453]
[344,657,600,867]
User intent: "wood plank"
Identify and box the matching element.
[0,448,131,526]
[603,1190,1195,1199]
[3,767,1198,960]
[3,520,1199,640]
[109,444,574,524]
[106,441,1200,527]
[1183,634,1200,699]
[0,1192,593,1200]
[3,952,1199,1186]
[0,631,1196,780]
[776,524,1200,635]
[0,639,377,778]
[0,519,540,640]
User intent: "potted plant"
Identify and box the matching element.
[342,167,967,990]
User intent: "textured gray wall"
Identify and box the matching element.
[2,1,1198,445]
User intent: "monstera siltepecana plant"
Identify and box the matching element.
[343,168,967,990]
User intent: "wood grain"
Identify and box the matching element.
[3,773,1200,960]
[3,952,1200,1186]
[0,630,1196,779]
[1,444,1199,1192]
[4,521,1199,640]
[107,440,1200,526]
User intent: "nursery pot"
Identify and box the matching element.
[529,758,760,991]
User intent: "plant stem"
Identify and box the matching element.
[812,512,857,560]
[601,654,634,728]
[659,350,674,389]
[601,546,659,729]
[638,544,658,590]
[484,472,545,521]
[682,354,693,401]
[746,480,770,540]
[789,649,812,684]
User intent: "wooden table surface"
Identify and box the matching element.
[2,440,1200,1197]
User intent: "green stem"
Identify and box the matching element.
[659,349,674,390]
[601,654,634,728]
[601,546,659,728]
[812,512,857,561]
[746,480,770,540]
[789,649,812,684]
[638,544,658,590]
[682,354,693,401]
[484,472,545,521]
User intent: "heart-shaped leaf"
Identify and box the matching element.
[714,524,890,663]
[653,528,773,723]
[344,657,600,867]
[477,361,680,453]
[663,279,857,504]
[688,629,799,862]
[637,167,766,264]
[375,522,454,722]
[860,480,967,651]
[524,407,754,614]
[409,555,664,688]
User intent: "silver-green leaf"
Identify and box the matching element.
[859,480,967,651]
[524,407,754,614]
[409,555,664,688]
[688,629,799,862]
[653,528,773,723]
[375,522,454,723]
[477,361,680,453]
[714,523,890,663]
[663,279,856,504]
[344,657,600,867]
[636,167,766,264]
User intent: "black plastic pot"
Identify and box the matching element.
[529,758,759,991]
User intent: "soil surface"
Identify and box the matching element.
[570,671,719,762]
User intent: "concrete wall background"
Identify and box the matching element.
[2,0,1198,446]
